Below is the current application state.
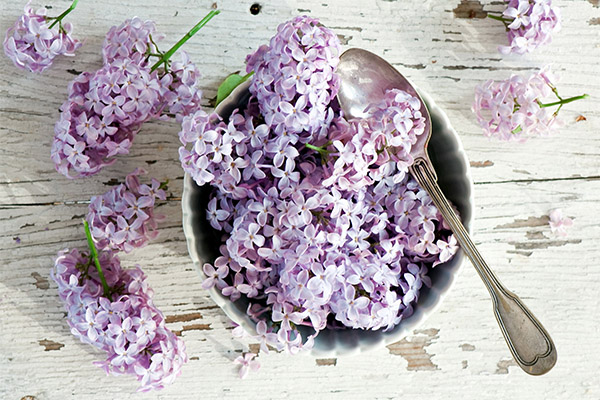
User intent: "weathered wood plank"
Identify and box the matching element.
[1,0,600,398]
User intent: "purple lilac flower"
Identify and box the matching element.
[87,169,165,253]
[52,15,212,178]
[318,89,426,192]
[103,18,203,121]
[245,16,341,142]
[181,16,458,356]
[472,66,587,141]
[233,353,260,379]
[548,208,572,237]
[182,93,457,352]
[51,60,163,178]
[489,0,561,55]
[102,17,160,66]
[3,2,81,73]
[51,248,187,391]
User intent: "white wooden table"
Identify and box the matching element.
[1,0,599,398]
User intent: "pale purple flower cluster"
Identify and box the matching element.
[320,89,426,192]
[51,60,163,178]
[51,248,187,392]
[88,169,165,253]
[472,66,561,141]
[245,16,341,140]
[103,18,203,121]
[179,16,458,355]
[102,17,160,66]
[498,0,561,55]
[52,17,204,178]
[159,51,204,122]
[3,3,81,73]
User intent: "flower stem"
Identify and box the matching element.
[150,10,220,72]
[49,0,79,29]
[538,94,589,108]
[305,143,328,155]
[487,14,512,23]
[83,219,110,298]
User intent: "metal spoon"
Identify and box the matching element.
[336,48,557,375]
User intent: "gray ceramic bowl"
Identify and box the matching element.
[181,80,474,357]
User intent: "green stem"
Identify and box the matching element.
[83,220,110,298]
[538,94,589,108]
[49,0,80,29]
[150,10,220,72]
[158,180,169,191]
[305,143,329,154]
[487,14,512,23]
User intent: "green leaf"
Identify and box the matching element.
[215,71,254,107]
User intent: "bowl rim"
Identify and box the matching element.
[181,79,475,357]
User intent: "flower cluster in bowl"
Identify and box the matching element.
[180,16,458,353]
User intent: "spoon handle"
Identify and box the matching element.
[410,157,557,375]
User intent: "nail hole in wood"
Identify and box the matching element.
[250,3,262,15]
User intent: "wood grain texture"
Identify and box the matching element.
[1,0,599,399]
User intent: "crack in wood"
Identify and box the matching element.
[337,34,353,45]
[386,328,440,371]
[31,272,49,290]
[316,358,337,366]
[459,343,475,351]
[525,231,546,240]
[38,339,64,351]
[470,160,494,168]
[453,0,486,19]
[509,239,582,250]
[476,174,600,185]
[495,216,549,229]
[495,358,517,374]
[507,250,533,257]
[392,62,426,70]
[173,323,212,336]
[165,312,203,323]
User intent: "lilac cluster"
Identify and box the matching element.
[51,248,187,392]
[51,60,163,178]
[3,2,81,73]
[245,16,341,141]
[472,66,587,141]
[88,169,166,253]
[180,17,458,354]
[491,0,561,55]
[159,51,204,122]
[103,18,203,121]
[102,17,160,66]
[52,14,212,178]
[319,89,426,192]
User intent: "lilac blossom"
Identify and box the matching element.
[548,208,572,237]
[4,1,81,73]
[245,15,341,141]
[52,12,218,178]
[488,0,561,55]
[51,61,163,178]
[472,66,588,141]
[180,16,460,360]
[87,169,166,252]
[233,353,260,379]
[51,247,187,391]
[102,17,160,66]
